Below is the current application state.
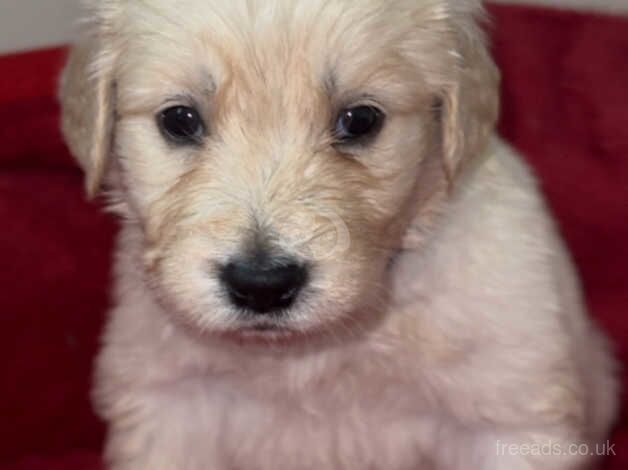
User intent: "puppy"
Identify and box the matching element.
[60,1,617,468]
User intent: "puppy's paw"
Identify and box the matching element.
[484,432,603,470]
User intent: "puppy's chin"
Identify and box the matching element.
[160,292,380,349]
[214,299,387,349]
[219,323,309,346]
[148,280,349,346]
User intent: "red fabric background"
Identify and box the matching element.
[0,4,626,468]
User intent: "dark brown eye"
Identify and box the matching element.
[158,106,205,145]
[335,105,384,143]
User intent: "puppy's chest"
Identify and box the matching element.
[135,336,444,468]
[141,341,435,469]
[181,372,434,470]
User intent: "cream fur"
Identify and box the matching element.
[60,1,617,469]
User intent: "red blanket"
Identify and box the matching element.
[0,4,626,468]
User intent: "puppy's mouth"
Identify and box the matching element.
[222,322,301,344]
[250,323,284,332]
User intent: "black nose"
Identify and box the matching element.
[219,258,308,314]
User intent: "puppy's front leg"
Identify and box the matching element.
[425,423,598,470]
[474,431,599,470]
[101,386,228,470]
[105,415,223,470]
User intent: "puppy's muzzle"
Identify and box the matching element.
[219,254,308,315]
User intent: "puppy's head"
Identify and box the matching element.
[61,0,498,341]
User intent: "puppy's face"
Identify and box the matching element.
[62,0,498,340]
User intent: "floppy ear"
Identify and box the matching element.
[438,8,500,181]
[60,33,117,198]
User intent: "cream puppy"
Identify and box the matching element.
[60,1,617,469]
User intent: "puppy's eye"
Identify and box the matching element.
[334,105,384,143]
[158,106,205,145]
